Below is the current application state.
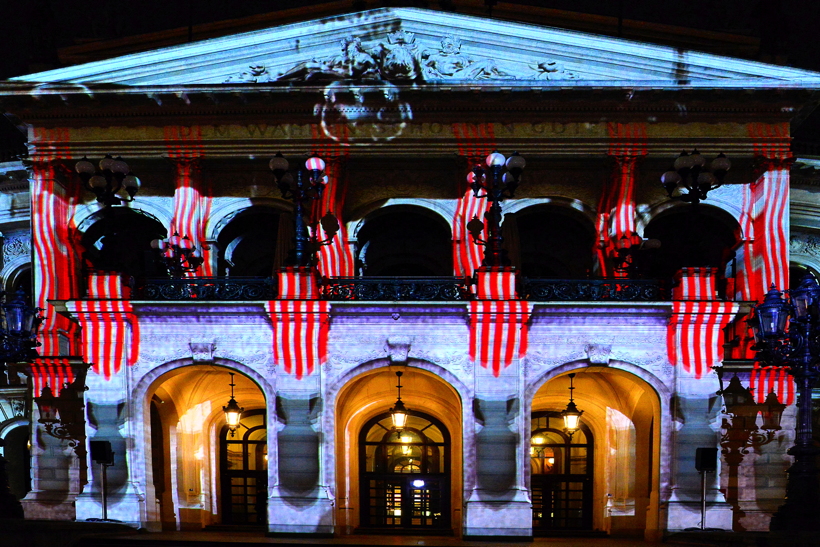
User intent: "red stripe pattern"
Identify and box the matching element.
[469,301,531,377]
[667,301,738,379]
[72,276,140,380]
[30,131,80,356]
[30,357,77,397]
[672,268,718,301]
[265,301,330,379]
[312,126,355,277]
[452,123,496,276]
[165,128,213,277]
[749,363,795,405]
[597,124,647,277]
[475,268,517,300]
[277,268,321,299]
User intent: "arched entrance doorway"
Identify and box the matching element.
[146,364,265,530]
[530,412,593,531]
[220,409,267,524]
[359,410,450,530]
[333,366,463,535]
[532,368,662,538]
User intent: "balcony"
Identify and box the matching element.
[127,275,668,302]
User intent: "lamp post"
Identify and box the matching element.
[151,232,204,277]
[75,155,140,206]
[749,274,820,531]
[269,154,340,268]
[465,150,525,267]
[660,150,730,205]
[0,290,41,518]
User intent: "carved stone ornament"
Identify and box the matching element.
[385,337,413,363]
[224,32,579,85]
[585,344,612,366]
[11,397,25,417]
[2,234,31,261]
[190,341,216,362]
[791,232,820,258]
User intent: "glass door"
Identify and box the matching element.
[220,410,267,525]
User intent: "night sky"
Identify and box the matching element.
[1,0,819,79]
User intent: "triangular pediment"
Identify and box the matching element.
[12,8,820,88]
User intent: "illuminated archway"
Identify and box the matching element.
[332,365,463,535]
[532,367,663,538]
[143,364,266,530]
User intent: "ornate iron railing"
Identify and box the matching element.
[321,277,473,301]
[133,277,276,301]
[519,278,667,301]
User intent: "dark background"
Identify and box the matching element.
[1,0,819,79]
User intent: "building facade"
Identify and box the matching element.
[1,6,820,539]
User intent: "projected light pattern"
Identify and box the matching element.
[667,301,737,379]
[452,123,495,277]
[73,300,140,380]
[265,300,329,379]
[30,357,77,397]
[596,123,647,277]
[469,301,530,377]
[750,363,795,405]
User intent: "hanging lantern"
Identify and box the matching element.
[561,373,584,437]
[222,372,244,437]
[390,371,409,430]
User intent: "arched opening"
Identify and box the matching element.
[220,409,267,525]
[533,369,661,538]
[2,425,30,501]
[790,263,817,289]
[356,206,452,276]
[530,412,593,531]
[215,206,286,276]
[334,367,462,535]
[80,208,167,278]
[359,411,450,529]
[643,205,739,282]
[146,365,265,530]
[507,204,596,278]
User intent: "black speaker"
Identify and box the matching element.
[89,440,114,465]
[695,447,718,472]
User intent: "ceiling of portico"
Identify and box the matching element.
[11,8,820,89]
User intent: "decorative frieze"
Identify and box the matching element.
[2,234,31,262]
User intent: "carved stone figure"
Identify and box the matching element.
[224,64,275,83]
[421,35,514,80]
[530,60,579,80]
[374,30,421,81]
[277,36,380,82]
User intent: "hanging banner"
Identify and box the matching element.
[265,300,330,379]
[469,300,531,377]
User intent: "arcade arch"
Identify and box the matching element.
[143,364,266,530]
[333,366,463,534]
[531,367,662,538]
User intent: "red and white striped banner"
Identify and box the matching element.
[310,125,355,278]
[165,156,214,277]
[729,124,792,359]
[597,124,647,277]
[475,267,517,300]
[469,301,531,377]
[277,268,321,299]
[30,357,77,397]
[72,300,140,380]
[672,268,718,301]
[749,363,795,405]
[265,301,330,379]
[667,301,738,379]
[86,273,131,298]
[452,123,495,277]
[30,130,81,356]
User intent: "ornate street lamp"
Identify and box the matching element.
[75,155,140,206]
[0,290,42,518]
[660,150,730,205]
[749,274,820,532]
[389,370,408,430]
[151,232,204,277]
[223,372,244,438]
[465,150,525,267]
[0,290,42,363]
[269,154,340,268]
[561,373,583,438]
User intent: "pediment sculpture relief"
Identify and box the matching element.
[222,31,578,84]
